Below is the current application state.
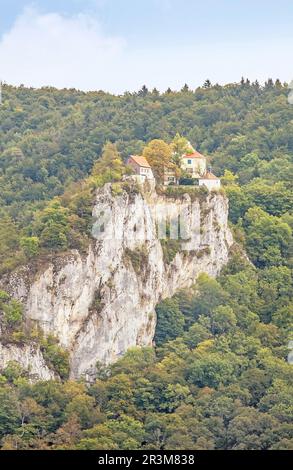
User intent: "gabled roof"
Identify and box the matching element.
[199,171,219,180]
[128,155,151,168]
[182,150,206,159]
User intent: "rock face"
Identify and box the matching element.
[1,184,233,379]
[0,343,56,381]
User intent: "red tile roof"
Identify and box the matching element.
[182,150,206,159]
[199,171,219,180]
[128,155,151,168]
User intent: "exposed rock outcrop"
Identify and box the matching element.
[1,184,233,379]
[0,343,56,381]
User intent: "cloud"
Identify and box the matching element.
[0,8,126,91]
[0,7,291,93]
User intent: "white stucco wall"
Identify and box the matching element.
[199,179,221,191]
[181,157,206,177]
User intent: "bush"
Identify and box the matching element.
[20,236,40,258]
[0,294,23,332]
[161,239,181,264]
[41,335,70,380]
[155,298,185,346]
[124,247,149,274]
[179,178,199,186]
[211,305,237,334]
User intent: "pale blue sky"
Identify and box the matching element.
[1,0,292,92]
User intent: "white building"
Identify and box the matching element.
[163,168,178,186]
[181,151,207,178]
[127,155,155,181]
[199,171,221,191]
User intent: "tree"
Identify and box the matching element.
[142,139,172,181]
[65,394,97,429]
[0,215,23,274]
[211,306,237,335]
[155,298,185,346]
[221,170,238,186]
[193,274,228,317]
[203,79,212,88]
[138,85,149,97]
[181,84,190,93]
[51,415,81,449]
[20,237,40,258]
[244,207,292,268]
[40,222,68,250]
[0,389,21,438]
[170,134,194,168]
[111,347,155,376]
[107,415,145,449]
[183,323,212,349]
[33,200,70,251]
[224,183,251,223]
[227,408,278,449]
[2,298,23,331]
[186,353,236,389]
[41,336,70,379]
[92,142,125,185]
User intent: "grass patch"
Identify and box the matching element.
[124,247,149,274]
[161,239,181,264]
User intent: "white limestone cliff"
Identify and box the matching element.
[1,184,233,379]
[0,343,56,381]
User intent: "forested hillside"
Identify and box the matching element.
[0,80,292,272]
[0,261,292,450]
[0,80,292,450]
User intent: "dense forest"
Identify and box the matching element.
[0,80,292,449]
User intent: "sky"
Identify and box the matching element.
[0,0,292,93]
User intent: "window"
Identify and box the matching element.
[188,159,192,164]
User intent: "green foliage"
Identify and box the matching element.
[2,361,26,383]
[0,262,292,450]
[0,142,126,272]
[244,207,292,268]
[0,215,25,274]
[155,298,185,345]
[186,352,237,388]
[0,81,292,450]
[40,335,70,380]
[162,185,209,201]
[20,236,40,258]
[170,133,194,162]
[0,291,23,333]
[160,239,181,264]
[91,142,126,187]
[1,81,292,274]
[124,247,149,275]
[142,139,172,181]
[211,306,237,335]
[193,273,228,317]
